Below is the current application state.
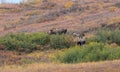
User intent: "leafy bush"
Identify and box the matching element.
[0,33,50,51]
[50,34,73,49]
[30,33,50,45]
[89,30,120,45]
[56,42,120,63]
[0,33,74,51]
[94,30,112,43]
[111,31,120,45]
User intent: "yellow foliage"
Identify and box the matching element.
[108,6,118,12]
[65,15,73,19]
[25,10,42,16]
[106,17,120,24]
[64,1,74,9]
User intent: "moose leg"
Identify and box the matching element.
[77,41,82,46]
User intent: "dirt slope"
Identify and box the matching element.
[0,0,120,36]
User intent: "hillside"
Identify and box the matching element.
[0,0,120,72]
[0,0,120,36]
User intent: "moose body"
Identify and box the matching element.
[48,28,67,35]
[72,32,86,46]
[77,36,86,46]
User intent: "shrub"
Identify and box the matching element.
[64,1,74,9]
[50,34,73,49]
[95,30,112,43]
[0,33,50,51]
[30,33,50,45]
[111,31,120,45]
[56,42,120,63]
[0,32,74,51]
[0,33,35,51]
[88,30,120,45]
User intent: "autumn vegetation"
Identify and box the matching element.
[0,29,120,64]
[0,0,120,72]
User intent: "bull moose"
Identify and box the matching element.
[72,32,86,46]
[48,28,67,35]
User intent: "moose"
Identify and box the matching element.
[48,28,67,35]
[72,32,86,46]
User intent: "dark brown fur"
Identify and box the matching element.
[48,28,67,35]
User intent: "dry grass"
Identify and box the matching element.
[27,0,43,4]
[107,6,119,12]
[106,16,120,24]
[25,10,43,16]
[0,49,60,66]
[64,1,74,9]
[0,0,120,35]
[0,60,120,72]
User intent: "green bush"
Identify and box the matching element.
[0,33,50,51]
[89,30,120,45]
[30,33,50,45]
[50,34,73,49]
[56,42,120,63]
[111,31,120,45]
[0,33,74,51]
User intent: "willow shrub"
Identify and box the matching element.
[88,30,120,45]
[50,34,74,49]
[56,42,120,63]
[0,33,50,51]
[0,33,74,51]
